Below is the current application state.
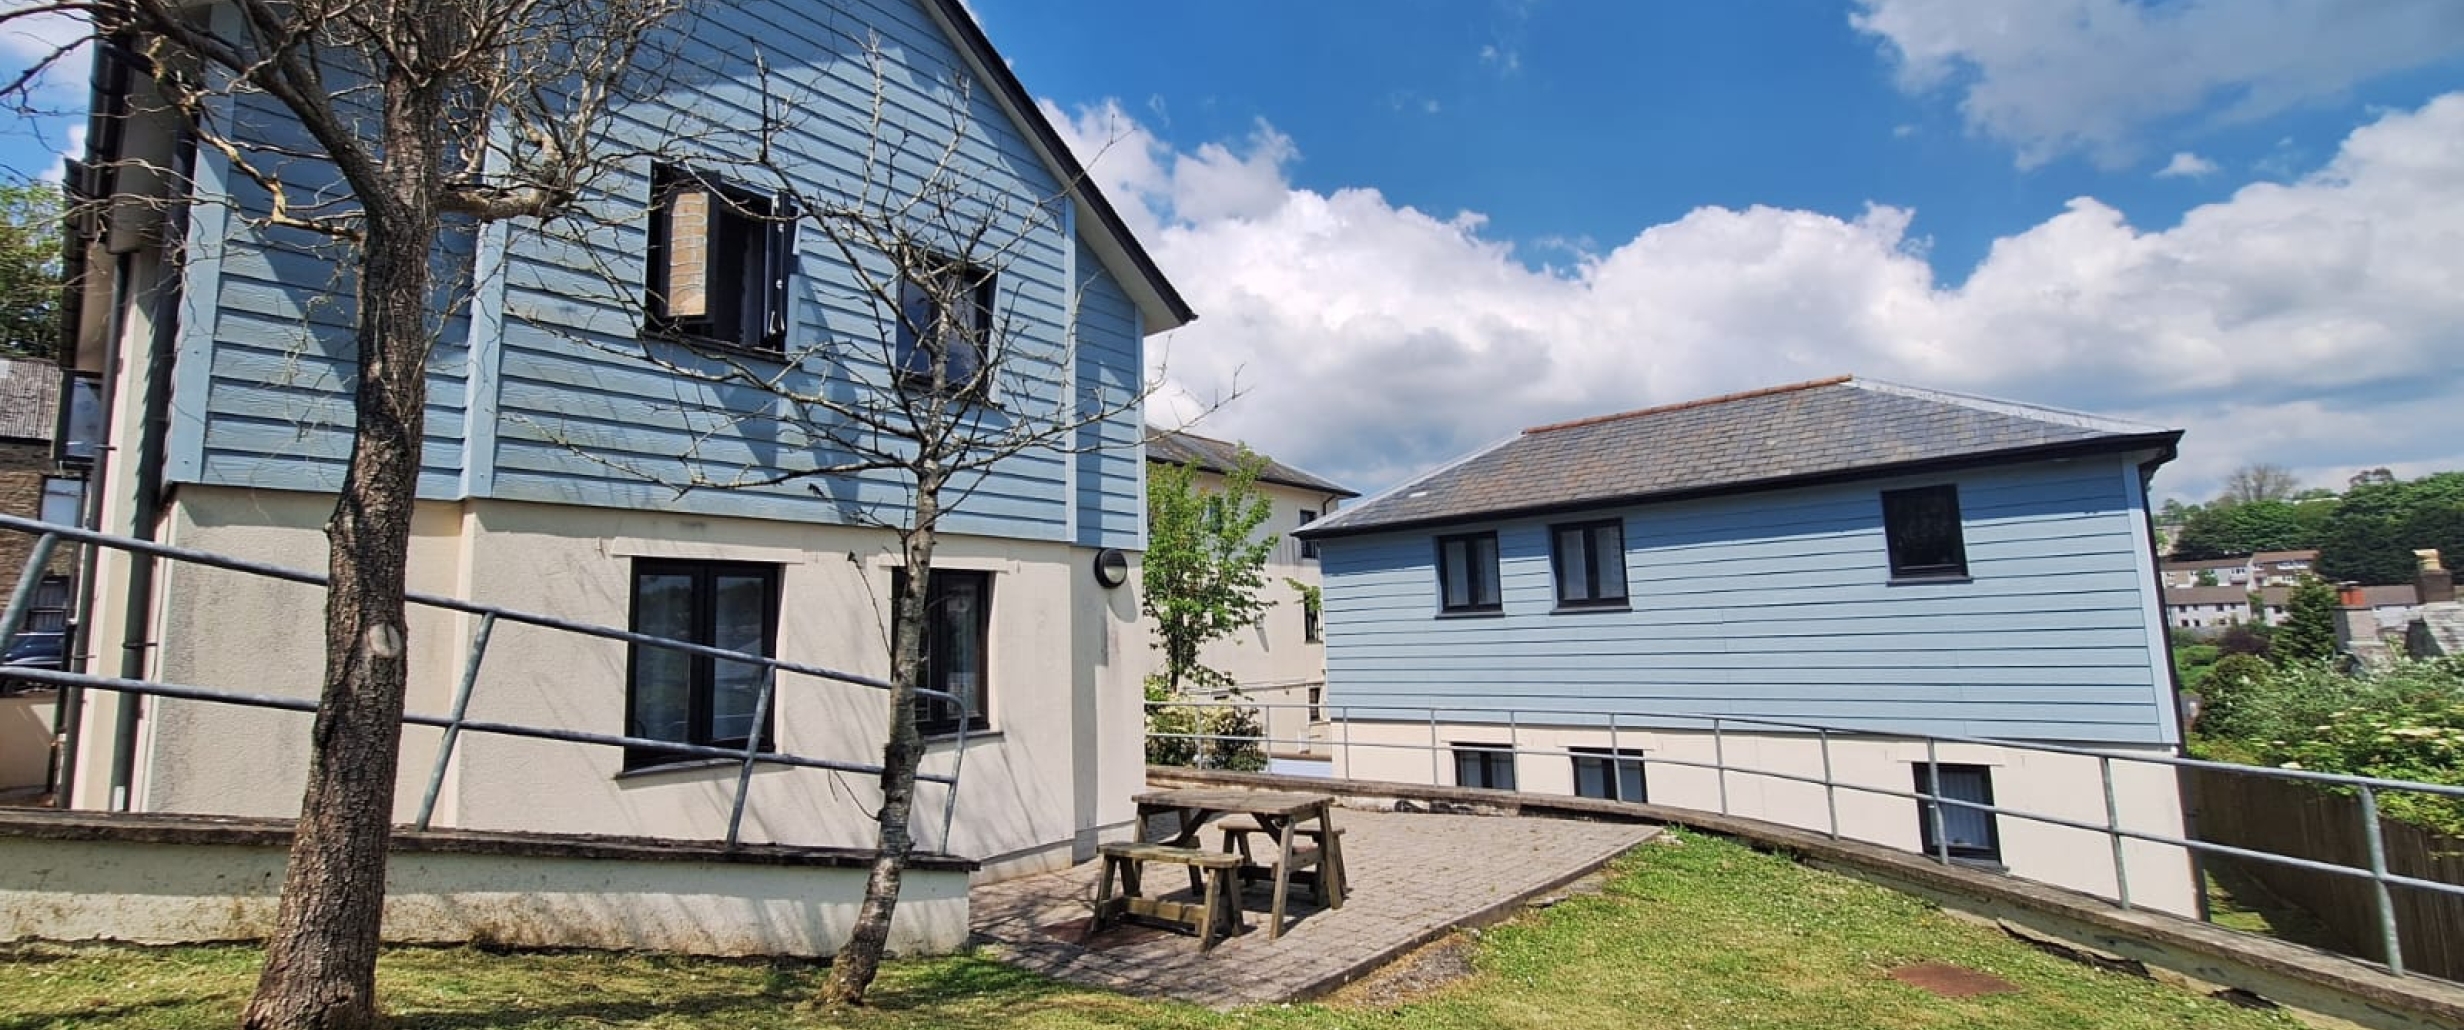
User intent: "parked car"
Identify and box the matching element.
[1,631,63,695]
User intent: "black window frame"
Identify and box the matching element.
[893,249,998,398]
[1452,742,1516,790]
[1882,484,1969,581]
[1571,746,1647,802]
[623,559,782,770]
[645,164,796,355]
[895,567,995,736]
[1914,762,2002,865]
[1435,531,1502,615]
[1549,518,1629,609]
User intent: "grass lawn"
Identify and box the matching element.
[2,830,2301,1029]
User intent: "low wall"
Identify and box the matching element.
[0,810,974,957]
[1152,767,2464,1030]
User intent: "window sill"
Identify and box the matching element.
[615,756,754,782]
[923,728,1000,749]
[1435,608,1505,620]
[644,329,787,364]
[1551,601,1631,615]
[1887,574,1972,586]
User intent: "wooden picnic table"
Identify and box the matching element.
[1130,786,1348,939]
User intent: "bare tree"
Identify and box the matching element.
[3,2,688,1027]
[519,41,1209,1005]
[2216,462,2301,507]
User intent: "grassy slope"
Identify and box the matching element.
[2,831,2299,1029]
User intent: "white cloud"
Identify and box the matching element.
[2155,151,2218,179]
[0,3,93,106]
[1850,0,2464,168]
[1051,93,2464,503]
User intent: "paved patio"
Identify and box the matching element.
[969,806,1660,1007]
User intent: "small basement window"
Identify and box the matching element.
[1914,763,2001,865]
[1453,742,1516,791]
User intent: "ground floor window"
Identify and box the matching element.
[1572,746,1647,802]
[900,568,992,735]
[1914,763,2001,864]
[626,560,780,768]
[1453,742,1516,791]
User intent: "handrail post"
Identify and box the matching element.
[1609,715,1625,802]
[1819,727,1838,839]
[1712,717,1728,815]
[940,693,971,854]
[1508,709,1520,771]
[415,612,497,831]
[2101,755,2131,909]
[1925,739,1950,864]
[1429,708,1441,785]
[0,531,60,644]
[724,667,780,850]
[2359,785,2404,975]
[1338,705,1351,779]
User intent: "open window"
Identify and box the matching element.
[646,165,794,353]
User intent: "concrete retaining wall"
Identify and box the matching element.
[0,810,973,957]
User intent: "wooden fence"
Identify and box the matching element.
[2185,765,2464,981]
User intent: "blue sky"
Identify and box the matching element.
[4,1,2462,504]
[980,0,2464,503]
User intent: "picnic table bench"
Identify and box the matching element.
[1097,787,1347,947]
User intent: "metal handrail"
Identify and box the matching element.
[2,515,973,851]
[1146,696,2464,980]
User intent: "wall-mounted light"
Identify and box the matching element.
[1092,548,1130,589]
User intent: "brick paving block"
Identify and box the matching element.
[968,807,1656,1008]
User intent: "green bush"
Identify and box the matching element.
[1202,702,1268,772]
[1143,677,1200,767]
[2193,657,2464,836]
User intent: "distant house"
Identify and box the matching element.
[1143,429,1356,768]
[2163,585,2255,631]
[2249,550,2318,587]
[1,356,83,796]
[1296,375,2198,914]
[2158,556,2249,589]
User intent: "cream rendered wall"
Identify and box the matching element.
[1334,718,2199,916]
[101,486,1144,881]
[1137,473,1340,757]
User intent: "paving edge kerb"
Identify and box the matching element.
[1149,767,2464,1030]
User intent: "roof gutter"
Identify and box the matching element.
[1297,430,2186,541]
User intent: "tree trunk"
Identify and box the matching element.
[242,70,443,1030]
[818,470,942,1006]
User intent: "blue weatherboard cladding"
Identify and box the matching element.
[1317,456,2182,746]
[163,0,1151,548]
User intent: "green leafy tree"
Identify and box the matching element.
[1142,446,1279,695]
[2273,577,2339,666]
[2317,471,2464,584]
[0,181,62,360]
[2171,499,2319,559]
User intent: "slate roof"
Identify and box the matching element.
[1302,376,2181,539]
[1147,428,1358,498]
[2164,586,2252,607]
[0,356,58,442]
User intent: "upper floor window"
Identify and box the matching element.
[1882,484,1967,580]
[626,559,780,769]
[895,251,996,396]
[1436,531,1501,614]
[1551,519,1627,609]
[646,165,794,353]
[1298,509,1320,560]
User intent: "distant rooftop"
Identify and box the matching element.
[1302,376,2181,539]
[1146,428,1357,498]
[0,356,58,443]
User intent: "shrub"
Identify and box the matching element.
[1143,677,1200,767]
[2195,653,2283,739]
[1202,702,1269,772]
